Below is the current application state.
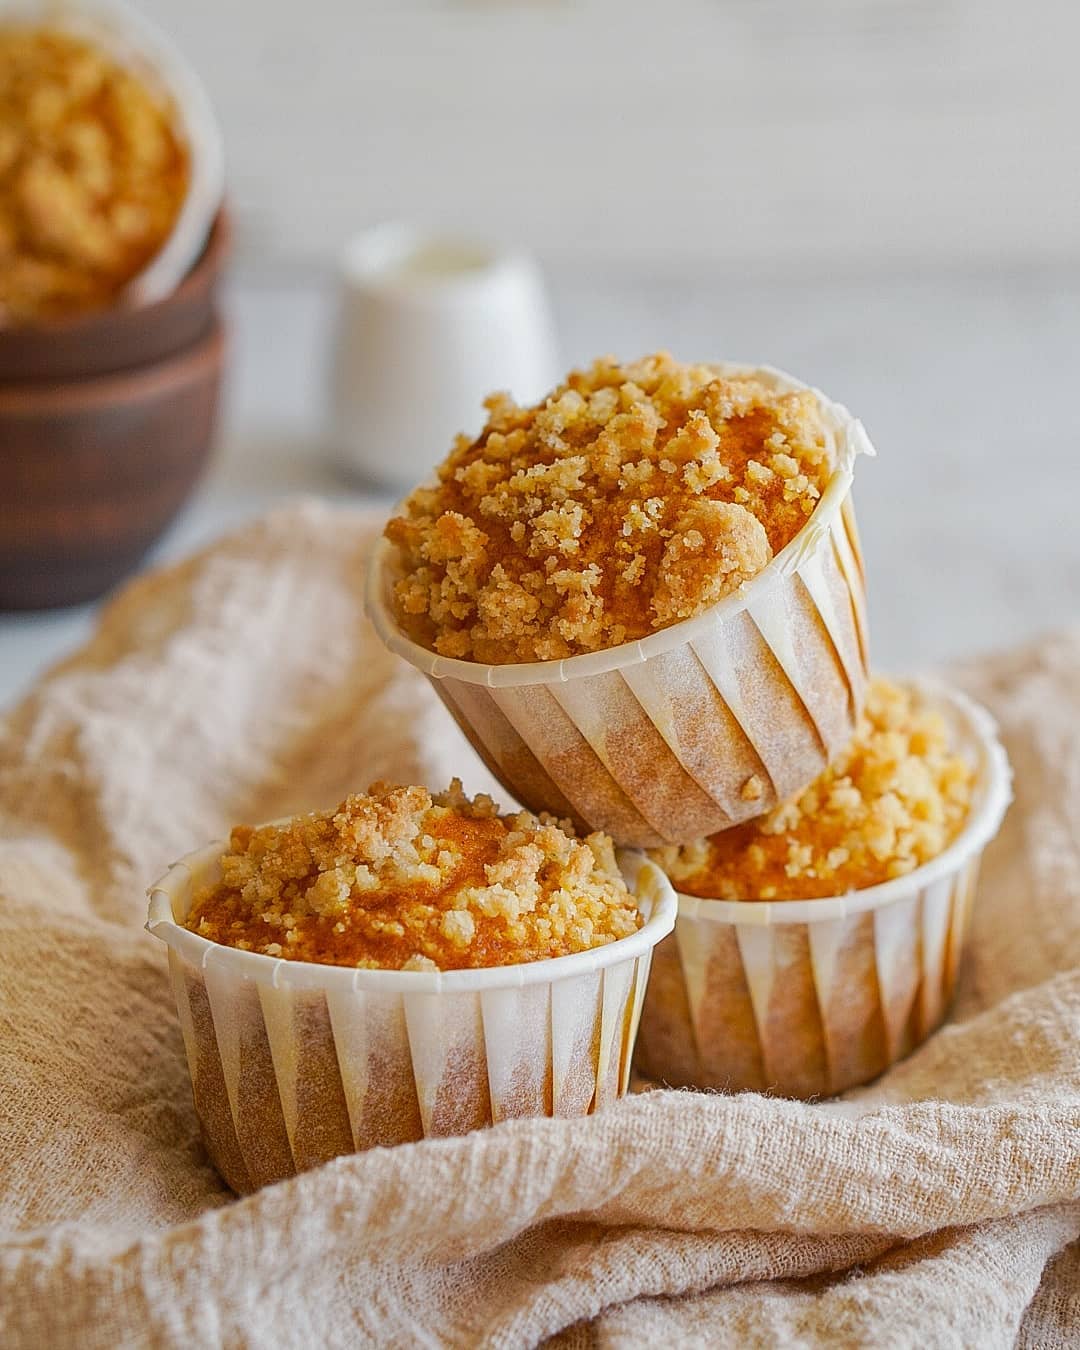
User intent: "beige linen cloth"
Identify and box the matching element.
[1,501,1079,1349]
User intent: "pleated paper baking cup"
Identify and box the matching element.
[367,363,874,848]
[635,681,1012,1098]
[147,848,675,1194]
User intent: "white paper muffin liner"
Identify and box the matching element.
[2,0,225,306]
[367,363,874,848]
[634,680,1012,1098]
[147,847,675,1194]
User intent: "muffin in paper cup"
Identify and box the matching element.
[635,680,1012,1098]
[147,844,675,1194]
[367,362,874,849]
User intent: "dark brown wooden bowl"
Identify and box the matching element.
[0,318,225,610]
[0,210,230,383]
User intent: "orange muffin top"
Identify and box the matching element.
[0,25,190,324]
[653,679,975,901]
[384,353,833,664]
[185,780,641,971]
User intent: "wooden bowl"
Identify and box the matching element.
[0,210,230,383]
[0,318,225,610]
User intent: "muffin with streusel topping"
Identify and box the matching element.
[635,678,1011,1098]
[369,356,873,848]
[385,354,834,664]
[148,781,675,1193]
[186,779,644,971]
[653,678,975,902]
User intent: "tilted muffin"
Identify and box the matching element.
[148,781,675,1193]
[369,357,872,848]
[636,678,1010,1098]
[385,353,834,664]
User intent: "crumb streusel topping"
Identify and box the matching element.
[385,353,833,664]
[185,780,641,971]
[0,25,190,324]
[653,679,975,901]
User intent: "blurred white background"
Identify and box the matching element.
[4,0,1080,700]
[147,0,1080,274]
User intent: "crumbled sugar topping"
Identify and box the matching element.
[653,679,976,900]
[384,353,833,664]
[185,780,641,970]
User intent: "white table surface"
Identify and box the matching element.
[4,265,1079,709]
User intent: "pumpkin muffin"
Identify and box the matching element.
[186,779,642,971]
[370,357,870,850]
[653,676,975,901]
[384,353,835,664]
[637,678,1007,1099]
[151,786,675,1192]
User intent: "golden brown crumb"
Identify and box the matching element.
[653,679,975,900]
[0,26,190,324]
[384,354,833,664]
[186,779,642,970]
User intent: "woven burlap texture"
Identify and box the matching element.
[1,502,1078,1349]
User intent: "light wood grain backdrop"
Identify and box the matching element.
[147,0,1079,271]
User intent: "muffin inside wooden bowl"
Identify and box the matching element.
[0,12,228,380]
[0,22,191,326]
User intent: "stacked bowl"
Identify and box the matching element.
[0,1,226,608]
